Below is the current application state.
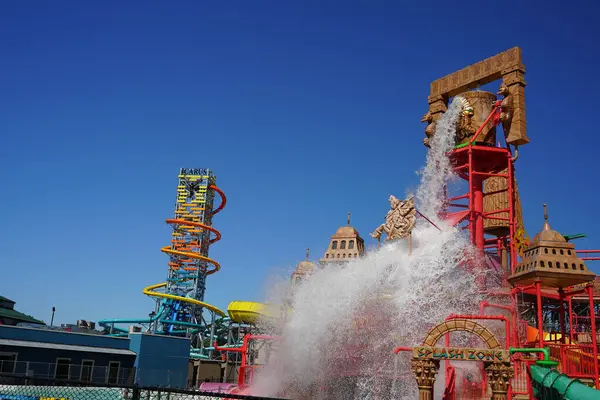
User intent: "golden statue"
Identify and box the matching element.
[454,98,476,143]
[370,196,417,242]
[497,82,513,137]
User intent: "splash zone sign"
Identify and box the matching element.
[413,346,510,362]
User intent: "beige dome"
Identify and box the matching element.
[295,261,317,275]
[333,226,360,238]
[530,221,567,244]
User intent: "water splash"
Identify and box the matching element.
[253,98,485,399]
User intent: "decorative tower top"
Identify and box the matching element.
[543,203,550,230]
[320,214,365,264]
[508,204,596,288]
[291,249,317,284]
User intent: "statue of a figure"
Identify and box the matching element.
[421,111,437,148]
[497,82,513,137]
[455,101,476,143]
[370,196,417,242]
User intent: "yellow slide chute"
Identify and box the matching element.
[227,301,280,324]
[143,282,226,317]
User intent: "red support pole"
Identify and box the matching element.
[445,333,450,388]
[559,289,566,345]
[473,177,485,251]
[511,290,519,347]
[507,155,516,272]
[569,297,574,343]
[536,280,544,348]
[468,148,475,245]
[587,284,598,388]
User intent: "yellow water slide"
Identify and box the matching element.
[227,301,280,324]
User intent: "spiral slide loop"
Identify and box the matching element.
[143,185,227,317]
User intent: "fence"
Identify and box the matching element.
[0,373,290,400]
[0,361,135,386]
[0,361,193,389]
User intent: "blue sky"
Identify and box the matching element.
[1,1,599,325]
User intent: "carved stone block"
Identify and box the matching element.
[485,362,514,400]
[411,358,439,388]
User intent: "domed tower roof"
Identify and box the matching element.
[291,248,317,284]
[320,213,366,265]
[333,226,361,238]
[508,205,596,288]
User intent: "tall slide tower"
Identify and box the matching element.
[100,168,227,355]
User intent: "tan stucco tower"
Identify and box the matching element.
[320,213,365,265]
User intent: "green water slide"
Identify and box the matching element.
[511,348,600,400]
[530,365,600,400]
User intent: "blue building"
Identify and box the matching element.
[0,325,190,388]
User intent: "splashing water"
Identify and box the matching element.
[252,98,487,399]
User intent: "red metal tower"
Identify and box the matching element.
[444,102,518,271]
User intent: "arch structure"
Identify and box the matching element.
[409,318,514,400]
[422,319,502,349]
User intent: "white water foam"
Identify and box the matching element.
[252,98,489,399]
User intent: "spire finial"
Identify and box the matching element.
[305,248,309,261]
[542,203,551,230]
[347,212,351,225]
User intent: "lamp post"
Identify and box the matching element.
[50,307,56,326]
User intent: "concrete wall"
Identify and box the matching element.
[128,333,190,389]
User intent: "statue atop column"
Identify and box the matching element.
[370,196,416,242]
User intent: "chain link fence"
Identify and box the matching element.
[0,374,289,400]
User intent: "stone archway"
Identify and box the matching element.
[421,319,502,349]
[410,319,514,400]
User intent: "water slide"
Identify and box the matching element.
[530,364,600,399]
[98,185,230,357]
[226,301,278,324]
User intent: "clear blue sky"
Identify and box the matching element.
[1,0,599,325]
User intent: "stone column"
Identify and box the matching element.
[427,94,447,121]
[501,63,529,146]
[485,362,514,400]
[411,358,439,400]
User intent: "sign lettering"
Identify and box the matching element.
[412,347,509,363]
[180,168,207,176]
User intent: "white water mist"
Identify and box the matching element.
[252,98,485,399]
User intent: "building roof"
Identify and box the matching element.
[0,296,15,304]
[332,226,361,238]
[0,338,136,356]
[508,205,596,288]
[294,261,317,275]
[0,306,44,325]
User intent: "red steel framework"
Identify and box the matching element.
[444,102,518,272]
[440,102,600,394]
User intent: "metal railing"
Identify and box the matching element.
[0,360,134,385]
[548,343,597,379]
[0,373,290,400]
